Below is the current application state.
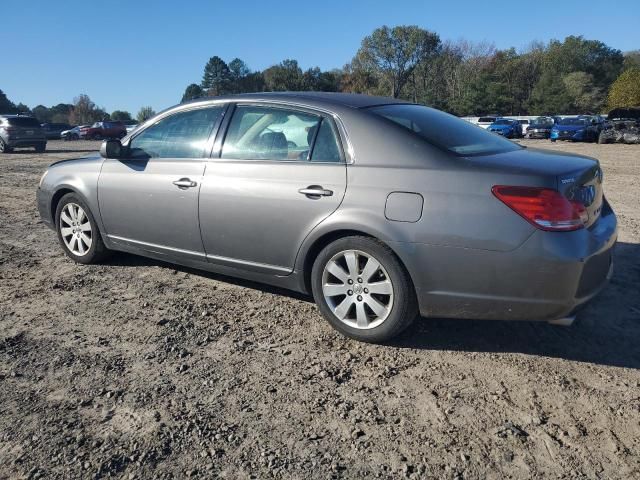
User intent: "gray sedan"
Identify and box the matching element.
[36,93,617,342]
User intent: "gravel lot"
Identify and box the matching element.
[1,140,639,479]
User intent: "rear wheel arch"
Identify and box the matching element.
[300,229,416,297]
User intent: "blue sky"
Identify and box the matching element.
[2,0,639,115]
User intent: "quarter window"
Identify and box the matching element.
[129,106,224,159]
[310,119,342,163]
[222,105,322,161]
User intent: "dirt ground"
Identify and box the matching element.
[0,139,639,479]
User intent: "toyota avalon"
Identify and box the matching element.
[36,93,616,342]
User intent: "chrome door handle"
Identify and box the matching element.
[298,186,333,197]
[173,178,197,189]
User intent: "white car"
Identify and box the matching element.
[60,126,85,141]
[476,116,497,129]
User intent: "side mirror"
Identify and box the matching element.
[100,139,122,158]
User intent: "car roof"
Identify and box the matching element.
[181,92,409,110]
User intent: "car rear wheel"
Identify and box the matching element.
[35,142,46,153]
[55,193,109,264]
[311,236,418,343]
[0,138,12,153]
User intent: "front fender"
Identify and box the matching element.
[38,155,105,234]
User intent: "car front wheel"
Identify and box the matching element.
[311,236,418,343]
[55,193,109,264]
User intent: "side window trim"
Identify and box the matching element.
[306,117,322,161]
[213,101,346,164]
[124,103,229,160]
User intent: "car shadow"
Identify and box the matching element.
[103,253,312,302]
[105,242,639,369]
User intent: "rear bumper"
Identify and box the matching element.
[393,202,617,321]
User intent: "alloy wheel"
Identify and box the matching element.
[321,249,394,329]
[59,203,92,256]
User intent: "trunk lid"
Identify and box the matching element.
[471,146,604,229]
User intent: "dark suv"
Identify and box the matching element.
[80,121,127,140]
[0,115,46,153]
[42,123,72,140]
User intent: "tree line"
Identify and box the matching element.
[0,91,156,125]
[183,28,640,115]
[2,25,640,123]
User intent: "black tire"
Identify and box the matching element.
[55,193,110,264]
[550,139,556,143]
[35,142,46,153]
[91,133,102,141]
[311,236,418,343]
[0,138,12,153]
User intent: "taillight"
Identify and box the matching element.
[492,185,588,231]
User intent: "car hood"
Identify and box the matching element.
[50,153,102,168]
[553,124,585,131]
[489,124,514,130]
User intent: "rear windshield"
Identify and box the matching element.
[531,118,553,127]
[477,117,496,123]
[368,104,521,156]
[7,117,41,127]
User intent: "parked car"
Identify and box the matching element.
[526,117,555,139]
[517,119,530,134]
[488,118,521,138]
[61,125,87,141]
[550,117,600,142]
[80,121,127,140]
[0,115,46,153]
[42,123,72,140]
[37,93,616,342]
[476,116,497,129]
[598,107,640,144]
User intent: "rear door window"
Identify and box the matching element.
[221,105,321,161]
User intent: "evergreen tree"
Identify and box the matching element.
[201,56,231,96]
[181,84,204,102]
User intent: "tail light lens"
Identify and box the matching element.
[492,185,588,231]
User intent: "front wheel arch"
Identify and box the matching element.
[51,187,75,223]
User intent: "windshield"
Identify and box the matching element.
[558,118,588,126]
[368,104,521,156]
